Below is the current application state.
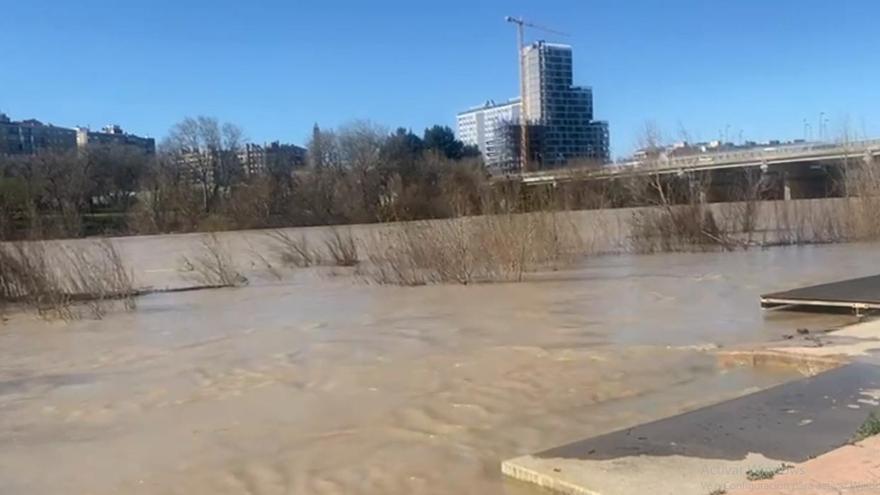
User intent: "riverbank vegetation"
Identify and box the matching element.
[3,115,880,291]
[363,212,581,285]
[179,234,248,288]
[0,239,135,319]
[0,118,488,240]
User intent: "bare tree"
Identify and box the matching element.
[306,123,340,170]
[337,120,386,170]
[132,154,204,233]
[164,116,245,213]
[637,121,665,154]
[85,143,151,212]
[34,150,93,237]
[625,123,733,252]
[0,155,38,239]
[300,121,388,224]
[721,168,776,243]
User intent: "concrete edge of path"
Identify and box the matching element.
[716,348,846,375]
[717,316,880,372]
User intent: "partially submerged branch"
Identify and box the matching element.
[0,239,136,320]
[180,234,248,287]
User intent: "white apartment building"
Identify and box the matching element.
[455,98,521,169]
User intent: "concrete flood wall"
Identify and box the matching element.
[565,196,866,254]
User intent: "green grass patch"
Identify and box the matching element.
[852,410,880,443]
[746,463,792,481]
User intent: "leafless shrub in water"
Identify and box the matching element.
[323,227,359,267]
[0,239,136,320]
[623,169,737,253]
[629,204,730,253]
[770,199,847,246]
[718,169,778,245]
[840,153,880,240]
[180,234,248,287]
[59,240,137,318]
[265,230,318,267]
[363,211,582,286]
[0,242,68,318]
[266,227,358,269]
[246,241,283,281]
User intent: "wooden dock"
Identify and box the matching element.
[761,274,880,313]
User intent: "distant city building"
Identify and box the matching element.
[0,112,154,156]
[265,141,307,172]
[0,114,77,155]
[522,41,609,166]
[76,124,156,154]
[236,142,307,177]
[456,98,521,169]
[178,141,307,187]
[176,149,217,187]
[456,41,610,171]
[237,143,266,176]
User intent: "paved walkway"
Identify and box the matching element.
[728,435,880,494]
[502,363,880,495]
[503,318,880,494]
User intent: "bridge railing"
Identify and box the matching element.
[663,139,880,169]
[516,139,880,182]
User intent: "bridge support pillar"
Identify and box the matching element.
[781,171,816,200]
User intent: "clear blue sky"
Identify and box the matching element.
[2,0,878,158]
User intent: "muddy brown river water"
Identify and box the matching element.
[1,233,878,495]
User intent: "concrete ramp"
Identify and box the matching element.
[761,274,880,313]
[502,363,880,495]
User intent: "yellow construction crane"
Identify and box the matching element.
[504,16,569,172]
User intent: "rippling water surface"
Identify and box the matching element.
[1,236,876,494]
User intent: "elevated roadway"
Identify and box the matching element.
[509,139,880,186]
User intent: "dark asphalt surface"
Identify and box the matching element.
[537,363,880,462]
[762,274,880,305]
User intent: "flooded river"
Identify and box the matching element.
[1,234,877,495]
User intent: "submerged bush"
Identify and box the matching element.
[364,212,582,286]
[0,239,136,320]
[266,230,317,267]
[629,204,729,253]
[180,234,248,288]
[324,227,359,267]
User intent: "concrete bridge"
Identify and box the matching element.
[500,138,880,202]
